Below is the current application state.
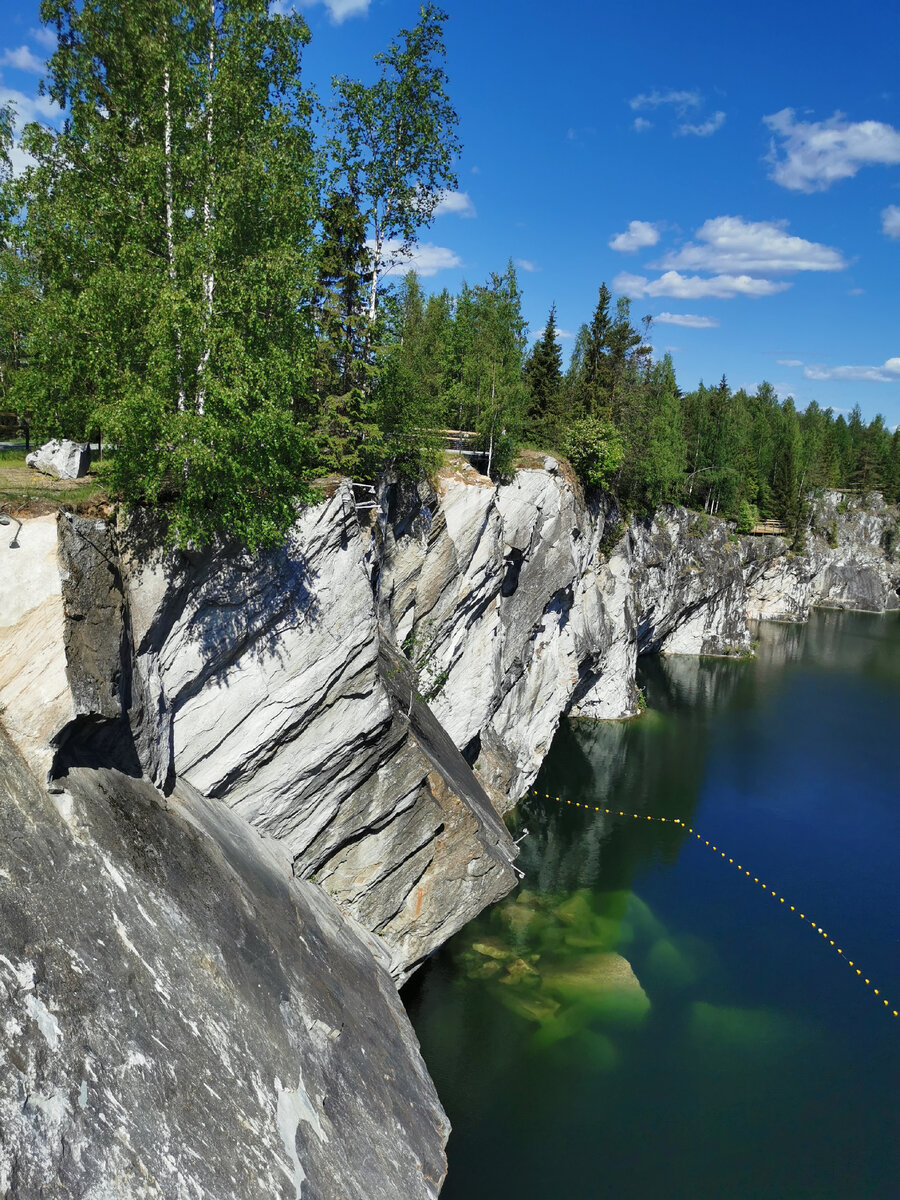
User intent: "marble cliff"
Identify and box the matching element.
[0,461,896,1196]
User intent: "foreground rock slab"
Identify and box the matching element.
[0,731,449,1199]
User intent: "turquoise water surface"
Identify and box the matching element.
[404,610,900,1199]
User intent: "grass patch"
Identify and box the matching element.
[0,449,111,516]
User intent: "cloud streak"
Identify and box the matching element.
[630,89,700,115]
[274,0,370,22]
[1,45,45,73]
[677,111,725,137]
[765,109,900,192]
[653,312,719,328]
[614,270,790,300]
[658,215,846,274]
[372,238,462,278]
[803,358,900,383]
[433,189,476,218]
[882,205,900,239]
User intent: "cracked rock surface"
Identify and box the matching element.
[0,729,448,1199]
[375,468,899,811]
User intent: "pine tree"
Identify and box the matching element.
[524,303,563,446]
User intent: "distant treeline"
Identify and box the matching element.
[0,1,896,546]
[385,273,900,531]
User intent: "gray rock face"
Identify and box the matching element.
[24,439,91,479]
[743,490,900,621]
[0,468,896,1198]
[374,469,899,811]
[0,729,448,1199]
[52,488,518,984]
[375,471,753,809]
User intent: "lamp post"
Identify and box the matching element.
[0,513,22,548]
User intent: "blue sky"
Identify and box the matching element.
[2,0,899,426]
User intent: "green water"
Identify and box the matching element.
[404,610,900,1199]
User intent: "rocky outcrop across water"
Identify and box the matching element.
[374,467,758,810]
[374,468,897,811]
[742,490,900,622]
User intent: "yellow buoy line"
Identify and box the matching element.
[532,790,898,1021]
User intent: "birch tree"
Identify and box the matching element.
[329,3,461,332]
[12,0,320,548]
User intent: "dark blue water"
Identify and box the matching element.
[405,610,900,1200]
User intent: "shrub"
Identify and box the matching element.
[562,416,624,491]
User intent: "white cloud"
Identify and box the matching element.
[274,0,369,21]
[803,358,900,383]
[777,359,804,367]
[882,204,900,239]
[609,220,660,253]
[677,110,726,137]
[0,83,60,128]
[434,190,476,218]
[614,270,790,300]
[630,89,701,114]
[632,117,653,133]
[30,27,57,51]
[653,312,719,328]
[764,109,900,192]
[658,215,846,274]
[1,45,45,73]
[372,238,462,278]
[515,258,538,272]
[848,287,865,296]
[6,140,36,176]
[0,83,61,175]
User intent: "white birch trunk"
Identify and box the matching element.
[164,59,185,413]
[196,0,216,415]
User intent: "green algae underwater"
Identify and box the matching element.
[404,610,900,1199]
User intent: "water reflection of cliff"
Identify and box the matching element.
[519,609,900,897]
[755,609,900,685]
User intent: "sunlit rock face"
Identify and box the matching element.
[376,469,757,810]
[743,490,900,622]
[0,468,896,1197]
[45,489,518,985]
[0,731,449,1199]
[0,515,75,784]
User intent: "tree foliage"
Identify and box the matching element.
[1,8,897,552]
[329,3,461,327]
[11,0,321,547]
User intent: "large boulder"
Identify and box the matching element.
[25,438,91,480]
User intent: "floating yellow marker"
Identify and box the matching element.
[538,791,894,1023]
